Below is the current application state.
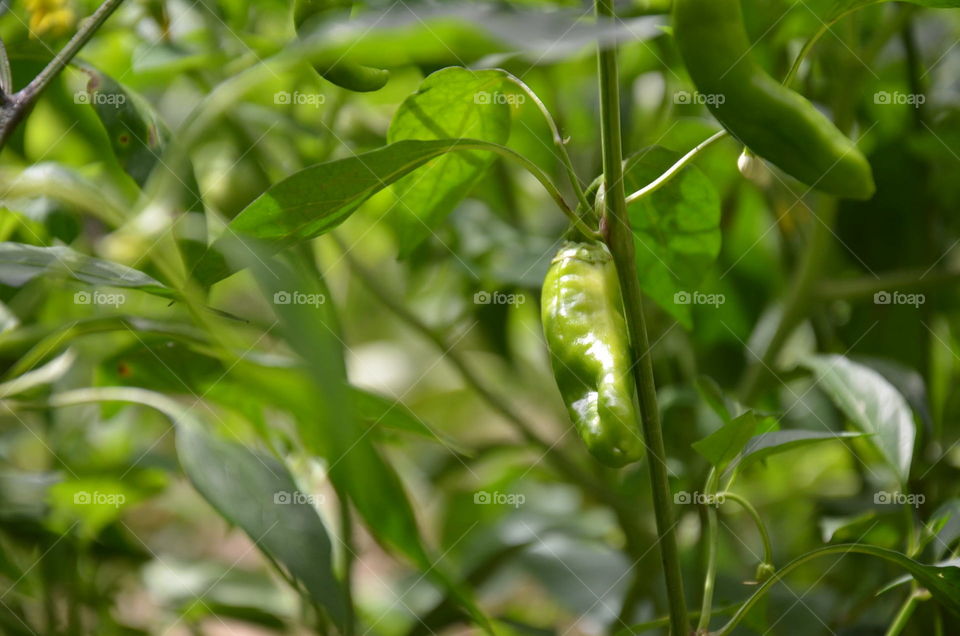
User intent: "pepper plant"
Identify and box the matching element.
[1,0,960,634]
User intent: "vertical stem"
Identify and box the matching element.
[884,587,928,636]
[339,495,356,636]
[594,0,689,633]
[696,470,720,633]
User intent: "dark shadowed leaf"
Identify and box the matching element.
[176,421,348,629]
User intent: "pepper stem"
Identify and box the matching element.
[594,0,690,633]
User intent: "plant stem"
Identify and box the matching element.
[717,492,773,565]
[504,72,593,214]
[338,495,356,636]
[884,586,929,636]
[595,0,688,633]
[0,0,128,147]
[711,543,930,636]
[624,130,727,205]
[816,266,960,301]
[738,201,837,403]
[697,503,719,633]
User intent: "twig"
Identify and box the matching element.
[0,0,128,148]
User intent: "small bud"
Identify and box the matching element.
[737,149,772,187]
[755,561,776,583]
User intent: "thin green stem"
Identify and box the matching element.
[338,495,356,636]
[698,507,719,633]
[711,543,930,636]
[624,130,727,205]
[884,587,929,636]
[782,24,830,88]
[595,0,689,633]
[697,470,720,634]
[717,492,773,565]
[503,72,593,214]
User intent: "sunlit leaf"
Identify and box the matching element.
[801,354,916,484]
[388,68,512,256]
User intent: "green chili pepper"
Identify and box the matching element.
[294,0,389,93]
[541,241,645,468]
[673,0,875,200]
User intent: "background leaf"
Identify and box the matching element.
[801,354,916,484]
[623,146,722,328]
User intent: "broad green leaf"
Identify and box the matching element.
[192,139,503,284]
[726,430,866,476]
[0,242,173,297]
[388,68,512,256]
[693,411,778,471]
[72,65,201,209]
[352,387,470,453]
[176,422,348,630]
[623,147,722,328]
[801,354,916,484]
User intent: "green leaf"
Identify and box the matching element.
[0,242,173,297]
[623,147,722,328]
[176,422,348,630]
[387,68,512,256]
[41,387,347,628]
[931,500,960,560]
[693,411,777,472]
[73,66,169,188]
[726,430,866,477]
[231,248,492,632]
[800,354,916,484]
[352,387,470,453]
[192,139,503,284]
